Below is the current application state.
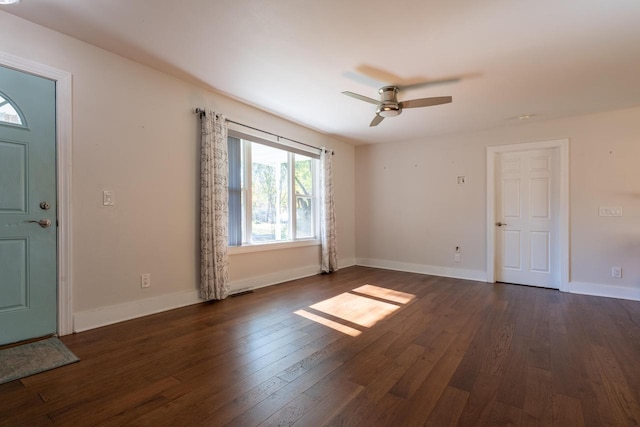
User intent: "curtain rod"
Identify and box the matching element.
[194,108,333,155]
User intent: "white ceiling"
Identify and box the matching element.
[4,0,640,145]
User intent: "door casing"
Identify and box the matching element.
[486,139,569,291]
[0,51,73,335]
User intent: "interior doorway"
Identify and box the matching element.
[486,139,569,291]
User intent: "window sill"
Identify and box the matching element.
[228,239,321,255]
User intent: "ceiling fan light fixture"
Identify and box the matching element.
[0,0,21,5]
[343,84,451,126]
[377,104,401,118]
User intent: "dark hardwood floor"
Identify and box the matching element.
[2,266,640,426]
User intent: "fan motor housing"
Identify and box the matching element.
[377,86,402,117]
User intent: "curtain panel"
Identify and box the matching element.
[200,111,230,300]
[320,148,338,273]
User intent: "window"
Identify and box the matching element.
[0,92,25,126]
[228,131,319,247]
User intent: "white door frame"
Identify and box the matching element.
[0,51,73,335]
[486,139,570,292]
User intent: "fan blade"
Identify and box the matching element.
[370,114,384,127]
[357,65,466,88]
[343,71,386,89]
[351,65,481,91]
[398,78,461,91]
[342,91,379,105]
[400,96,452,109]
[356,65,405,86]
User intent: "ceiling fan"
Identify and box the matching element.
[342,86,452,127]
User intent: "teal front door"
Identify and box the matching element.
[0,65,57,345]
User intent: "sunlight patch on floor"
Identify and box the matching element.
[294,284,416,335]
[294,309,362,336]
[310,293,399,328]
[351,284,416,304]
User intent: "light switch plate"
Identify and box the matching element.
[103,190,114,206]
[599,206,622,217]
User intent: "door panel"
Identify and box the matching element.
[495,148,559,288]
[0,65,57,345]
[0,238,27,309]
[530,231,550,272]
[503,179,521,217]
[530,178,550,218]
[503,230,521,269]
[0,140,28,211]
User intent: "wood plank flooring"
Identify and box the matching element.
[1,266,639,426]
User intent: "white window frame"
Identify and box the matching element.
[228,130,320,253]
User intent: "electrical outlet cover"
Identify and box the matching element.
[141,273,151,288]
[611,267,622,278]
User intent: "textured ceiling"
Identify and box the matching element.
[4,0,640,144]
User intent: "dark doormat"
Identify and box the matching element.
[0,337,79,385]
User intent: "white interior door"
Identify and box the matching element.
[495,148,560,289]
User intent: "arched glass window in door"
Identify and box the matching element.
[0,92,26,127]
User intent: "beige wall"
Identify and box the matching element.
[356,107,640,293]
[0,11,356,315]
[2,7,637,327]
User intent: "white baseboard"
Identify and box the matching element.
[339,257,357,269]
[73,290,201,333]
[355,259,640,302]
[70,263,640,333]
[73,263,327,333]
[356,258,487,282]
[229,264,321,294]
[568,281,640,301]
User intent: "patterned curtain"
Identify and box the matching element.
[320,148,338,273]
[200,111,230,300]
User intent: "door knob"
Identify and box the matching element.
[495,221,508,227]
[26,219,52,228]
